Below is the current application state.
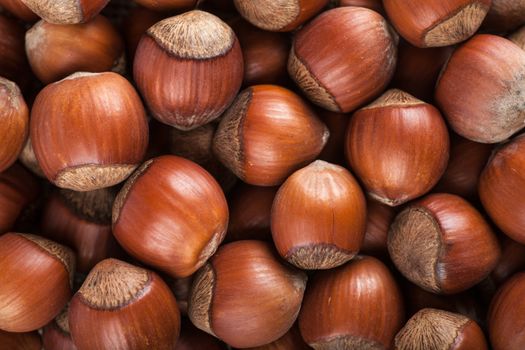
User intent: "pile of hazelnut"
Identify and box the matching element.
[0,0,524,349]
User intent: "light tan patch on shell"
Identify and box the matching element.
[287,48,340,112]
[488,70,525,142]
[19,233,76,287]
[55,164,137,192]
[234,0,300,31]
[388,207,441,293]
[311,335,385,350]
[188,263,216,336]
[55,305,70,334]
[20,0,83,24]
[112,159,153,224]
[424,2,490,47]
[78,259,150,310]
[0,76,23,110]
[394,308,470,350]
[362,89,424,110]
[286,244,355,270]
[147,10,235,59]
[212,89,252,180]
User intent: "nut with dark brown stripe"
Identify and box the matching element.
[271,160,367,270]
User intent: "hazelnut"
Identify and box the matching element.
[271,160,367,270]
[112,155,228,278]
[188,240,307,348]
[479,133,525,243]
[0,233,74,332]
[167,123,238,193]
[30,71,149,191]
[18,137,45,178]
[388,193,501,294]
[134,10,243,130]
[171,277,193,315]
[488,272,525,350]
[19,0,109,24]
[402,282,484,323]
[383,0,491,48]
[338,0,384,14]
[175,319,225,350]
[288,6,398,112]
[345,89,449,206]
[69,259,181,350]
[299,256,404,349]
[25,16,125,84]
[361,198,396,259]
[394,308,488,350]
[317,110,349,165]
[237,325,310,350]
[122,6,165,62]
[435,34,525,143]
[0,77,29,172]
[213,85,329,186]
[233,0,329,32]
